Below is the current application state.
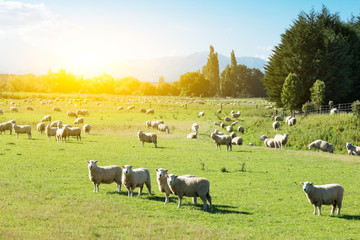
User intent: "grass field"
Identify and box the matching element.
[0,94,360,239]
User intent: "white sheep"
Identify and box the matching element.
[199,111,205,117]
[50,120,62,127]
[285,116,292,123]
[192,123,199,134]
[0,121,13,135]
[330,108,338,115]
[76,109,89,116]
[273,121,280,131]
[300,181,344,216]
[216,109,221,114]
[220,123,226,128]
[146,120,152,128]
[56,128,67,142]
[45,125,57,140]
[231,111,241,119]
[67,111,78,118]
[117,106,123,111]
[274,115,283,121]
[27,106,34,111]
[166,174,212,211]
[309,140,333,153]
[37,122,46,134]
[83,124,91,134]
[41,115,52,122]
[150,120,164,129]
[146,109,154,114]
[237,126,244,134]
[214,121,220,126]
[10,107,18,112]
[224,117,232,122]
[213,129,224,135]
[74,117,84,125]
[87,160,122,193]
[210,133,232,151]
[274,133,289,149]
[139,108,146,113]
[345,142,360,155]
[260,135,277,148]
[232,137,243,145]
[122,165,152,197]
[65,126,81,141]
[248,143,254,146]
[231,121,239,126]
[127,106,135,111]
[12,124,31,139]
[230,132,236,138]
[187,132,197,139]
[53,107,61,112]
[226,125,233,133]
[137,130,157,148]
[158,123,170,134]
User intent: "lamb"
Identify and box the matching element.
[226,125,233,133]
[158,123,170,134]
[309,140,334,153]
[12,124,31,139]
[76,109,89,116]
[300,181,344,216]
[345,142,360,155]
[192,123,199,134]
[27,106,34,111]
[150,120,164,129]
[330,108,338,115]
[146,109,154,114]
[83,124,91,134]
[137,130,157,148]
[187,132,197,139]
[210,133,232,151]
[237,126,244,134]
[41,115,52,122]
[65,126,81,141]
[67,111,78,118]
[73,117,84,125]
[37,122,46,134]
[273,121,280,131]
[232,137,243,145]
[199,111,205,117]
[224,117,232,122]
[10,107,18,112]
[56,128,67,142]
[274,133,289,149]
[87,160,122,193]
[166,174,212,211]
[53,107,61,112]
[50,120,62,127]
[288,117,296,126]
[156,168,197,204]
[260,135,277,148]
[0,121,13,134]
[231,111,241,119]
[45,125,57,140]
[213,129,224,135]
[122,165,152,197]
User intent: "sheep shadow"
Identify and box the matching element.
[106,191,130,196]
[338,214,360,220]
[206,204,251,215]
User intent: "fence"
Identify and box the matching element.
[294,103,353,117]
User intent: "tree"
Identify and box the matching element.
[310,80,326,108]
[178,72,210,97]
[202,45,220,96]
[281,73,304,111]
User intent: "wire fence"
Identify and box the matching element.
[294,103,353,117]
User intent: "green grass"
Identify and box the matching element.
[0,93,360,239]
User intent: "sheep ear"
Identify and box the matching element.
[300,182,304,185]
[310,182,313,185]
[130,165,133,168]
[122,165,125,168]
[95,161,98,163]
[156,168,158,172]
[165,169,168,172]
[165,174,169,178]
[87,161,90,164]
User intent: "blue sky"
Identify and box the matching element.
[0,0,359,75]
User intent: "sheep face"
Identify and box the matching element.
[301,182,313,193]
[156,168,168,179]
[122,165,133,175]
[87,160,98,170]
[137,130,143,136]
[166,174,177,185]
[346,142,352,149]
[308,144,313,150]
[260,135,267,141]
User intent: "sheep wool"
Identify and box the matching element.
[345,142,360,155]
[137,130,157,148]
[12,124,31,139]
[122,165,152,197]
[309,140,333,153]
[210,133,232,151]
[87,160,122,193]
[83,124,91,134]
[37,122,46,134]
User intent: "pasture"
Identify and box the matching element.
[0,94,359,239]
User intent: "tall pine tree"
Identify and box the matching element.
[202,45,220,96]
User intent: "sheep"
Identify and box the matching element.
[150,120,164,129]
[226,125,233,133]
[274,133,289,149]
[237,126,244,134]
[74,117,84,125]
[166,174,212,211]
[158,123,170,134]
[220,123,226,128]
[273,121,280,131]
[83,124,91,134]
[192,123,199,134]
[117,106,123,110]
[216,109,221,114]
[156,168,197,204]
[248,143,254,146]
[230,132,236,138]
[41,115,52,122]
[127,106,135,111]
[76,109,89,116]
[45,125,57,140]
[187,132,197,139]
[57,121,63,129]
[260,135,277,148]
[274,115,283,121]
[300,181,344,216]
[26,106,34,111]
[345,142,360,155]
[87,160,122,193]
[199,111,205,117]
[145,120,151,128]
[12,124,31,139]
[0,121,13,134]
[224,117,231,122]
[37,122,46,134]
[210,133,232,151]
[122,165,152,197]
[231,121,239,126]
[53,107,61,112]
[67,111,78,118]
[285,116,292,123]
[56,128,67,142]
[213,129,224,135]
[140,108,146,113]
[50,120,62,127]
[232,137,243,145]
[330,108,338,115]
[0,109,3,115]
[146,109,154,114]
[288,117,296,126]
[65,126,81,141]
[10,107,18,112]
[309,140,334,153]
[231,111,241,119]
[137,130,157,148]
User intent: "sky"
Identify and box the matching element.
[0,0,359,76]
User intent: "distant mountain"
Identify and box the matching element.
[102,52,267,82]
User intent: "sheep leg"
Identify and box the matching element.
[177,196,183,208]
[146,182,152,195]
[93,182,97,193]
[96,184,99,193]
[192,197,197,205]
[154,142,157,148]
[331,204,336,215]
[138,185,143,196]
[337,202,342,215]
[200,195,208,211]
[17,133,19,139]
[313,205,317,215]
[206,192,212,209]
[317,205,321,216]
[165,193,169,204]
[116,184,121,192]
[141,141,144,147]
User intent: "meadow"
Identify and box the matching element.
[0,93,359,239]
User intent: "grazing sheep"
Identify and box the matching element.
[57,121,63,129]
[41,115,52,122]
[146,109,154,114]
[67,111,78,118]
[260,135,277,148]
[231,111,241,119]
[166,174,212,211]
[137,130,157,148]
[226,125,233,133]
[76,109,89,116]
[0,121,13,134]
[151,120,164,129]
[213,129,224,135]
[87,160,122,193]
[300,181,344,216]
[309,140,333,153]
[210,133,232,151]
[27,106,34,111]
[117,106,123,110]
[187,132,197,139]
[214,121,220,126]
[12,124,31,139]
[10,107,18,112]
[0,109,3,115]
[230,132,236,138]
[248,143,254,146]
[139,108,146,113]
[74,117,84,125]
[122,165,152,197]
[224,117,231,122]
[145,120,151,128]
[232,137,243,145]
[285,116,292,123]
[330,108,338,115]
[192,123,199,134]
[273,121,280,131]
[216,109,221,114]
[56,128,67,142]
[220,123,226,128]
[37,122,46,134]
[53,107,61,112]
[237,126,244,134]
[199,111,205,117]
[50,120,62,127]
[83,124,91,134]
[231,121,239,126]
[274,115,283,121]
[345,142,360,155]
[45,125,57,140]
[274,133,289,149]
[158,123,170,134]
[65,127,81,141]
[288,117,296,126]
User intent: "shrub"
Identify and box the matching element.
[352,100,360,120]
